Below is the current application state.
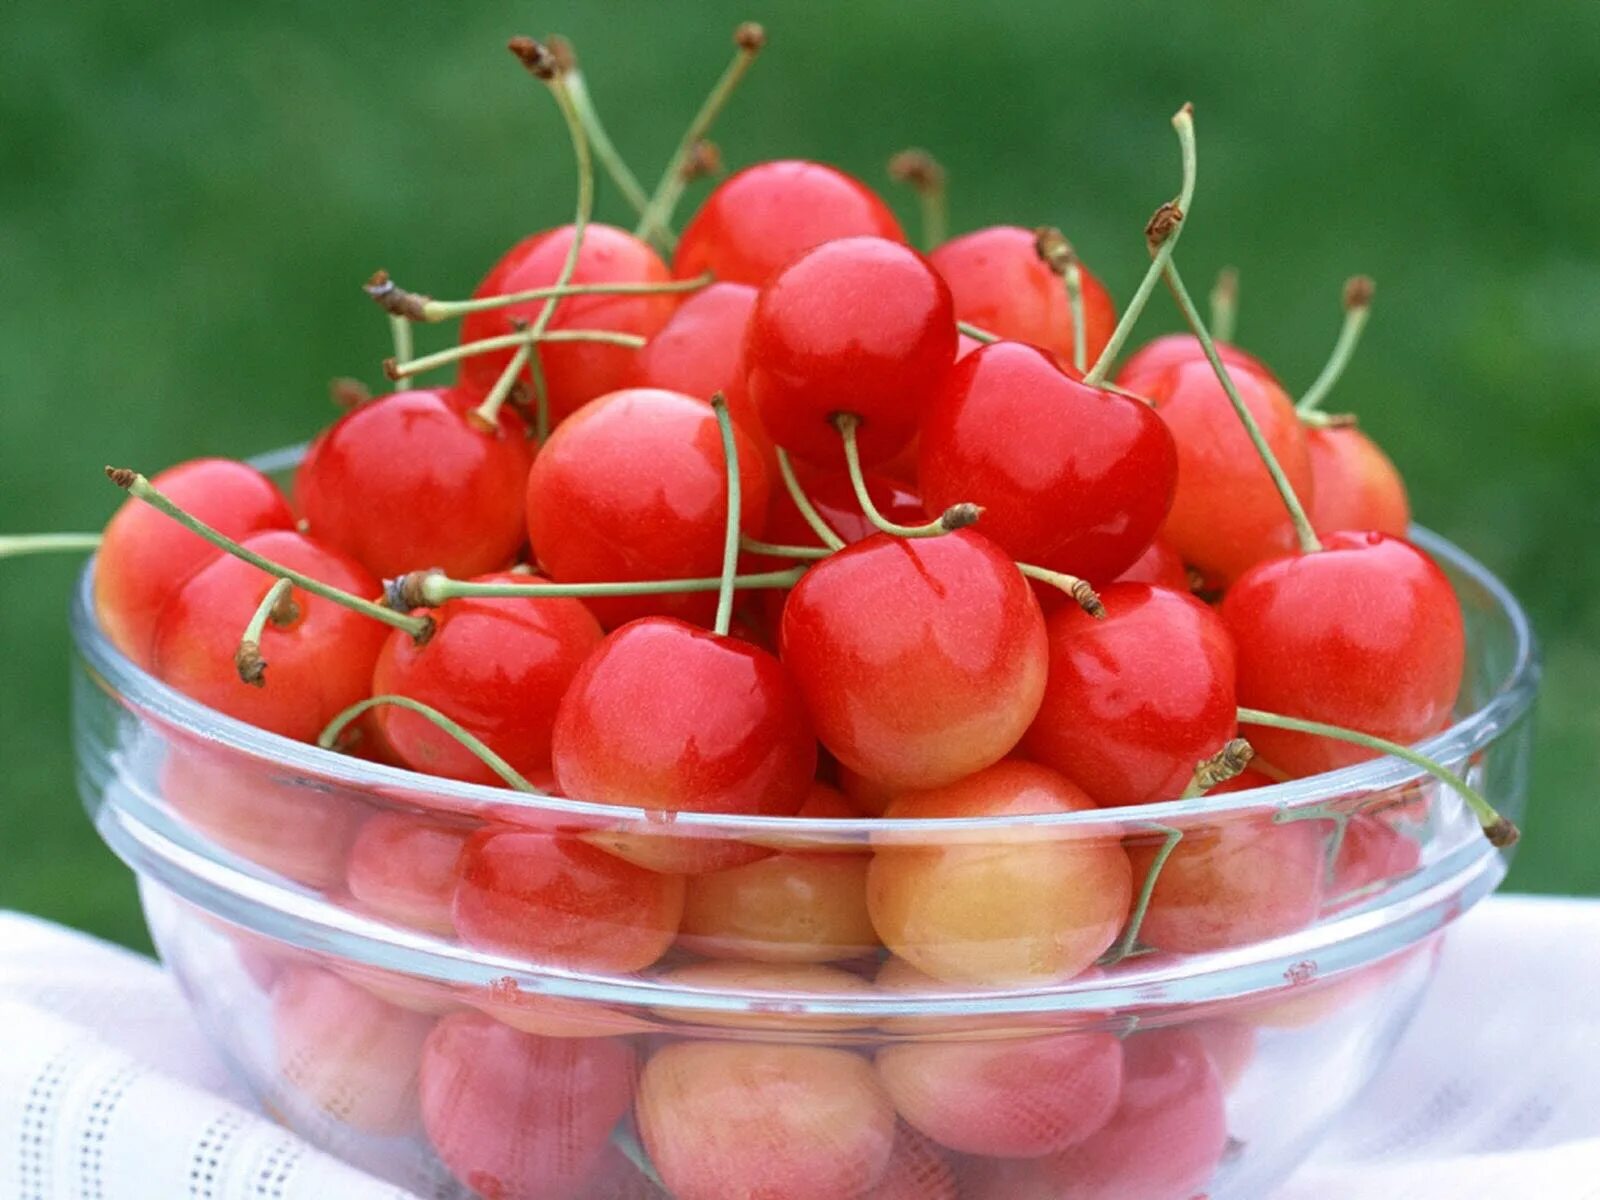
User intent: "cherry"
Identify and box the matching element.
[419,1011,635,1200]
[343,811,471,937]
[370,572,601,784]
[525,388,770,629]
[637,1041,898,1200]
[452,825,685,972]
[917,341,1178,582]
[875,1030,1122,1157]
[1114,331,1271,396]
[458,224,678,422]
[95,458,293,668]
[1144,356,1316,584]
[271,965,432,1134]
[1306,424,1410,537]
[151,530,390,742]
[1114,537,1189,590]
[929,225,1117,368]
[1023,583,1237,808]
[779,530,1047,790]
[1185,1017,1257,1091]
[673,159,906,285]
[1126,769,1326,952]
[868,760,1133,985]
[678,783,876,963]
[1329,811,1422,906]
[293,388,533,581]
[864,1127,959,1200]
[745,236,956,467]
[656,961,875,1033]
[1222,531,1465,776]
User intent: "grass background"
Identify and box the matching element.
[2,1,1596,950]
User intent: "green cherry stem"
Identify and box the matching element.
[710,394,742,637]
[234,577,298,687]
[1163,258,1322,554]
[104,468,434,643]
[0,532,102,559]
[317,694,537,792]
[1107,824,1182,963]
[1015,563,1106,618]
[739,536,831,561]
[1297,276,1375,415]
[775,447,846,551]
[468,321,533,433]
[635,23,766,249]
[384,328,645,382]
[1082,103,1198,388]
[957,320,998,344]
[551,37,654,220]
[1236,706,1519,846]
[887,148,948,249]
[1035,226,1088,373]
[834,414,981,538]
[388,312,414,389]
[390,566,807,610]
[366,272,715,324]
[1209,266,1239,345]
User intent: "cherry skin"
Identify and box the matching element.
[1306,424,1411,537]
[419,1011,635,1200]
[673,159,906,285]
[875,1030,1122,1157]
[863,1128,959,1200]
[95,458,294,669]
[1145,356,1316,584]
[918,341,1178,582]
[637,1041,898,1200]
[1329,811,1422,905]
[452,825,685,973]
[1115,537,1189,590]
[655,961,875,1034]
[458,223,678,422]
[525,388,771,629]
[294,388,532,581]
[1222,531,1465,776]
[779,530,1047,790]
[371,572,601,785]
[868,760,1133,986]
[1127,769,1326,952]
[343,811,471,937]
[150,530,390,742]
[1024,583,1237,808]
[928,225,1117,367]
[1114,331,1273,395]
[745,236,957,466]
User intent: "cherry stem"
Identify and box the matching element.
[104,468,434,643]
[469,322,533,433]
[1236,706,1519,847]
[957,320,998,344]
[1209,266,1239,345]
[1163,258,1322,554]
[317,694,536,792]
[472,71,593,435]
[1082,104,1197,387]
[635,23,766,249]
[1179,737,1255,799]
[709,395,742,637]
[390,565,807,609]
[835,415,981,538]
[234,577,298,687]
[775,448,846,551]
[1106,823,1183,964]
[385,327,644,381]
[1015,563,1107,618]
[560,53,653,219]
[888,148,948,248]
[0,533,102,560]
[1297,276,1375,415]
[370,273,714,324]
[1035,226,1087,372]
[739,535,831,561]
[387,313,414,389]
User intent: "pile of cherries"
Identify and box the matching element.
[19,25,1519,1200]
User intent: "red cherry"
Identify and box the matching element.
[452,825,685,972]
[371,572,601,785]
[420,1011,635,1200]
[343,811,470,937]
[863,1128,959,1200]
[673,159,906,285]
[779,530,1047,789]
[929,226,1117,367]
[918,341,1178,582]
[745,236,957,466]
[1306,424,1410,537]
[1330,812,1421,904]
[95,458,293,668]
[752,460,926,575]
[294,388,532,581]
[1024,583,1237,807]
[1145,357,1315,584]
[525,388,770,628]
[1114,331,1272,395]
[151,530,389,742]
[1222,531,1465,776]
[458,224,678,422]
[1115,538,1188,590]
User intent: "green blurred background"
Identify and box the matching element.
[3,1,1596,950]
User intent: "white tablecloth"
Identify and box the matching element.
[1,895,1597,1199]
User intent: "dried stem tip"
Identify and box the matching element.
[508,36,560,79]
[1145,201,1184,252]
[887,148,946,194]
[364,270,432,321]
[1192,738,1255,791]
[329,377,371,409]
[1344,275,1376,310]
[105,466,136,490]
[734,22,767,52]
[937,502,983,532]
[1485,817,1521,848]
[682,139,723,182]
[1033,225,1077,276]
[545,34,577,74]
[385,569,444,612]
[235,643,267,687]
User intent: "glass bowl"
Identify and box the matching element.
[70,509,1537,1200]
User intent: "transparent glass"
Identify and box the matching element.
[70,515,1538,1200]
